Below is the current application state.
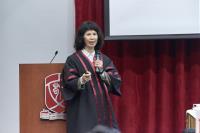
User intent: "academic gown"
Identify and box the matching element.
[61,51,121,133]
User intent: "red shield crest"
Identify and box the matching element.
[45,73,65,113]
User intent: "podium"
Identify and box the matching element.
[186,104,200,133]
[19,64,66,133]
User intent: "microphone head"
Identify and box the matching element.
[96,50,100,55]
[96,50,100,60]
[55,50,58,55]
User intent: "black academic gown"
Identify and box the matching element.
[61,51,121,133]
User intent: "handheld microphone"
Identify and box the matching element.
[95,51,103,73]
[50,50,58,63]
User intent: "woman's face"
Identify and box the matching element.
[83,30,98,50]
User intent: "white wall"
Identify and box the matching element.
[0,0,75,132]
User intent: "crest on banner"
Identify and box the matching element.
[40,73,66,120]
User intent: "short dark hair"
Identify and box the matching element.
[74,21,104,51]
[87,125,121,133]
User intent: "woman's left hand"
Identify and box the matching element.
[94,59,103,68]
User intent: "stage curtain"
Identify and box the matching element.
[75,0,200,132]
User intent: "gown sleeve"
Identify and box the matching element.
[104,58,122,96]
[61,56,80,101]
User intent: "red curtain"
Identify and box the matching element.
[75,0,200,132]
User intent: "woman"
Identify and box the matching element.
[61,21,121,133]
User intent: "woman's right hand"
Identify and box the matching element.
[81,71,91,84]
